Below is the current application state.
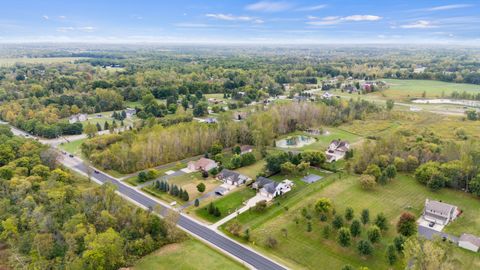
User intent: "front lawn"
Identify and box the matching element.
[222,174,480,270]
[133,238,247,270]
[194,187,256,223]
[58,138,86,155]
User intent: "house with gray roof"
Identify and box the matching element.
[459,233,480,252]
[217,169,250,186]
[252,177,294,200]
[423,199,459,226]
[325,139,350,162]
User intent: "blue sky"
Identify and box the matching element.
[0,0,479,44]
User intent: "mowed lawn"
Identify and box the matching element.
[195,187,256,223]
[299,127,362,150]
[133,238,247,270]
[58,138,86,155]
[225,174,480,270]
[376,79,480,100]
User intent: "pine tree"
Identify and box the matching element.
[96,122,102,131]
[194,199,200,207]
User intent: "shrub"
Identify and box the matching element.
[359,174,376,190]
[367,225,381,243]
[397,212,417,236]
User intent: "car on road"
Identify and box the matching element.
[94,170,99,174]
[69,154,74,158]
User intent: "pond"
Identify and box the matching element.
[276,135,316,148]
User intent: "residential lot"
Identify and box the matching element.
[222,174,480,270]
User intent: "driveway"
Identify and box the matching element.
[211,193,269,228]
[418,225,459,243]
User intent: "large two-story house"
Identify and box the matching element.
[325,139,350,163]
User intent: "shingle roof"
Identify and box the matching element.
[255,177,274,188]
[425,200,456,217]
[218,169,249,183]
[459,233,480,247]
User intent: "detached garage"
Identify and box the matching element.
[458,233,480,252]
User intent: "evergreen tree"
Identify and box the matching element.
[194,199,200,207]
[361,209,370,225]
[350,219,361,237]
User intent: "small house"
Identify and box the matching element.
[187,158,217,172]
[69,114,88,124]
[125,108,136,118]
[217,169,250,186]
[458,233,480,252]
[422,199,459,226]
[325,139,350,162]
[252,177,294,200]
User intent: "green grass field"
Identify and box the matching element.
[195,187,256,223]
[0,57,83,66]
[58,138,86,155]
[133,238,247,270]
[378,79,480,100]
[223,174,480,270]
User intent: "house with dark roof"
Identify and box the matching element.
[325,139,350,162]
[252,177,294,200]
[459,233,480,252]
[422,199,459,226]
[217,169,250,186]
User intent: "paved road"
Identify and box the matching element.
[62,157,287,270]
[0,121,287,270]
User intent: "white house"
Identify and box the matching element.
[69,114,88,124]
[458,233,480,252]
[125,108,136,118]
[253,177,294,200]
[325,139,350,162]
[240,145,253,155]
[187,158,217,172]
[321,92,334,100]
[217,169,250,186]
[422,199,459,226]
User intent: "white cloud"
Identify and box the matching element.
[245,1,291,12]
[206,13,263,23]
[296,4,327,11]
[58,15,66,20]
[57,26,96,32]
[343,15,382,21]
[174,23,211,28]
[307,15,382,26]
[400,20,435,29]
[42,15,49,20]
[427,4,473,11]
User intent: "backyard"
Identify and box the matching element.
[222,174,480,270]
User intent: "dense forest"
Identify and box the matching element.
[82,99,379,173]
[0,124,183,269]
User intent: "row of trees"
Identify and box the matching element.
[152,180,190,201]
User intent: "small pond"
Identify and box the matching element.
[276,135,315,148]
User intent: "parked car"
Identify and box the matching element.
[428,221,435,227]
[94,170,99,174]
[69,154,74,158]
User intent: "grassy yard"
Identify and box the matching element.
[194,187,256,223]
[58,138,86,155]
[300,127,362,151]
[234,159,266,179]
[133,238,247,270]
[142,172,222,205]
[222,174,480,270]
[376,79,480,101]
